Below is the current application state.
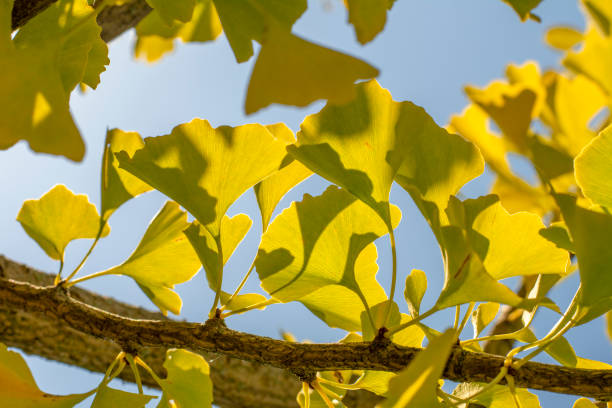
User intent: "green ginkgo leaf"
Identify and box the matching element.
[289,80,424,226]
[254,123,312,231]
[380,329,456,408]
[501,0,542,21]
[100,202,201,315]
[245,25,379,114]
[256,186,400,331]
[17,185,110,262]
[472,302,500,338]
[91,385,154,408]
[345,0,394,45]
[157,349,213,408]
[575,126,612,210]
[184,213,252,293]
[0,0,107,161]
[0,343,93,407]
[556,194,612,308]
[101,129,152,220]
[145,0,195,25]
[404,269,427,317]
[117,118,287,237]
[539,222,574,252]
[452,383,540,408]
[212,0,306,63]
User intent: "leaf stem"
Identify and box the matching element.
[381,226,398,330]
[461,308,537,347]
[63,221,106,284]
[303,382,310,408]
[125,354,144,394]
[135,356,164,385]
[64,269,112,287]
[223,254,257,310]
[311,380,335,408]
[453,305,461,329]
[54,260,64,285]
[456,302,475,336]
[387,306,439,336]
[209,235,224,319]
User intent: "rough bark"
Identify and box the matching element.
[1,257,612,401]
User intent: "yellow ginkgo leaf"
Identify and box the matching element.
[289,80,424,226]
[184,213,252,292]
[345,0,394,45]
[452,383,541,408]
[379,329,456,408]
[545,26,583,50]
[564,28,612,96]
[472,302,500,338]
[245,25,379,114]
[254,123,312,231]
[17,185,110,262]
[212,0,306,63]
[0,343,93,407]
[100,129,152,221]
[145,0,195,25]
[99,202,201,315]
[117,118,287,237]
[256,186,400,331]
[575,125,612,210]
[157,349,213,408]
[91,385,154,408]
[465,81,538,153]
[584,0,612,35]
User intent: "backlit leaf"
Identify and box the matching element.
[564,28,612,95]
[17,185,109,262]
[345,0,394,44]
[212,0,306,63]
[220,292,268,313]
[556,194,612,308]
[157,349,213,408]
[0,343,92,407]
[379,329,456,408]
[289,80,422,226]
[184,213,252,292]
[254,123,313,231]
[584,0,612,35]
[573,399,599,408]
[245,25,379,114]
[546,26,583,50]
[472,302,499,337]
[101,129,152,220]
[256,186,400,331]
[452,383,540,408]
[404,269,427,317]
[575,125,612,210]
[100,202,201,315]
[117,118,287,237]
[91,385,154,408]
[539,222,574,252]
[145,0,195,24]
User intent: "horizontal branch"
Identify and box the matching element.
[11,0,151,42]
[1,263,611,400]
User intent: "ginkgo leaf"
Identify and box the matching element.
[17,185,110,262]
[452,383,540,408]
[472,302,499,337]
[0,343,93,407]
[245,25,379,114]
[573,398,599,408]
[575,126,612,210]
[117,118,287,237]
[135,0,222,62]
[501,0,542,21]
[465,81,538,153]
[379,329,456,408]
[351,370,396,397]
[564,28,612,95]
[345,0,394,44]
[361,300,425,346]
[455,195,569,279]
[254,123,312,231]
[81,39,109,90]
[157,349,213,408]
[91,385,154,408]
[539,222,574,252]
[256,186,400,331]
[145,0,195,25]
[220,292,268,313]
[584,0,612,35]
[289,80,425,226]
[545,26,583,50]
[404,269,427,317]
[556,194,612,308]
[100,202,201,315]
[101,129,152,220]
[184,213,252,292]
[212,0,306,63]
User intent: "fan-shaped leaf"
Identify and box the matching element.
[472,302,500,338]
[575,126,612,210]
[564,28,612,95]
[404,269,427,317]
[145,0,195,25]
[101,202,201,315]
[157,349,213,408]
[452,383,540,408]
[546,26,583,50]
[17,185,109,262]
[117,118,287,237]
[345,0,394,44]
[91,385,154,408]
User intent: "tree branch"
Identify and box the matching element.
[11,0,151,43]
[1,257,611,401]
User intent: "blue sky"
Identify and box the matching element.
[0,0,604,406]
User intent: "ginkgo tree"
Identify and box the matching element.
[2,0,612,407]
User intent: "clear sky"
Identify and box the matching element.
[0,0,604,406]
